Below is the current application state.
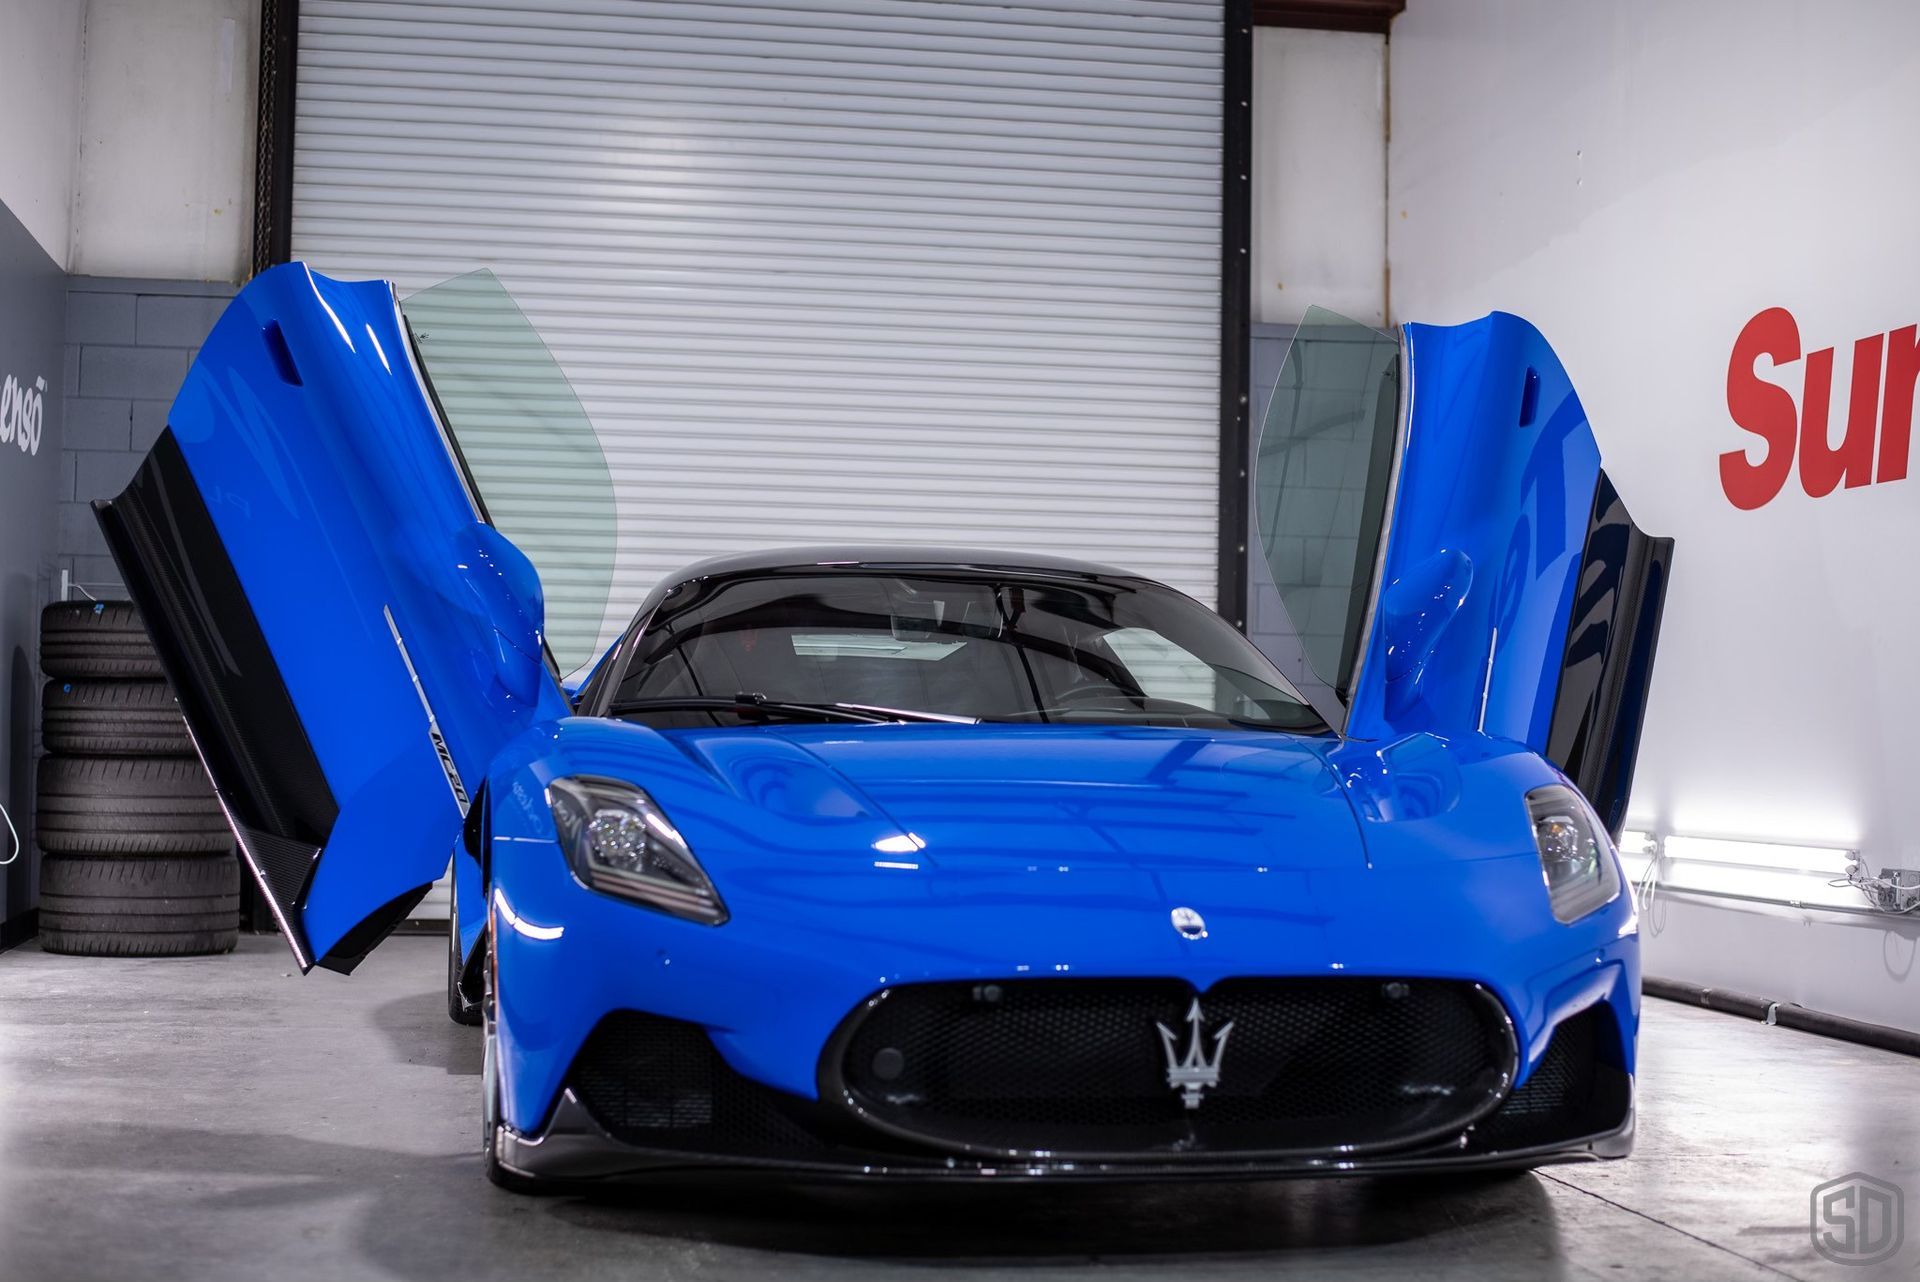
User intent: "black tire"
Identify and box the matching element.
[42,680,192,755]
[35,756,231,855]
[40,600,165,679]
[38,854,240,957]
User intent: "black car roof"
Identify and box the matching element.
[655,544,1162,589]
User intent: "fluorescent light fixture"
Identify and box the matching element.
[1617,852,1655,885]
[1615,830,1878,911]
[1662,834,1854,876]
[1617,829,1659,857]
[1658,859,1864,911]
[1616,830,1658,888]
[1623,831,1868,911]
[871,832,926,855]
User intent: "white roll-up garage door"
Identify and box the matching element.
[293,0,1225,653]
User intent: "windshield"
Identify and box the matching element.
[400,270,618,674]
[608,571,1324,732]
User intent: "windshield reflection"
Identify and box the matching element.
[609,571,1325,734]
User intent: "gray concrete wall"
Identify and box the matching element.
[59,277,235,589]
[0,201,67,935]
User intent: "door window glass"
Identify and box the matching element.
[1253,305,1401,717]
[400,271,618,673]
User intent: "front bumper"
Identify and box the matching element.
[488,836,1642,1143]
[483,752,1643,1172]
[491,985,1636,1186]
[495,1087,1634,1185]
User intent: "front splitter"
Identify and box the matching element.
[494,1088,1635,1187]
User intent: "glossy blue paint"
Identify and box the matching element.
[164,264,569,960]
[1350,314,1602,748]
[153,267,1640,1164]
[478,716,1635,1134]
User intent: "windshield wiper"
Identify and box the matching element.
[608,695,883,724]
[989,701,1324,734]
[607,693,976,725]
[827,701,978,724]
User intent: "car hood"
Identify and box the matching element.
[505,716,1577,987]
[661,722,1367,873]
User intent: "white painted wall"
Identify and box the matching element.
[1251,27,1385,326]
[1390,0,1920,1031]
[0,0,86,267]
[70,0,256,280]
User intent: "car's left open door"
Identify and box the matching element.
[1249,307,1673,836]
[94,263,575,972]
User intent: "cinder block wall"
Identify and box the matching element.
[59,277,235,583]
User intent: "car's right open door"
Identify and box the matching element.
[1250,307,1673,836]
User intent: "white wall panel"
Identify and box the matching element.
[1390,0,1920,1032]
[0,0,84,267]
[71,0,259,280]
[1249,27,1384,326]
[293,0,1225,655]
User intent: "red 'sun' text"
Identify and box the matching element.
[1721,308,1919,510]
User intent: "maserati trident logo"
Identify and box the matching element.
[1156,998,1232,1109]
[1170,906,1207,939]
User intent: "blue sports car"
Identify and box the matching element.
[95,265,1669,1190]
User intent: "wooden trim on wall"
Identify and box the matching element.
[1252,0,1404,35]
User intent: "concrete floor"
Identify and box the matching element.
[0,937,1913,1282]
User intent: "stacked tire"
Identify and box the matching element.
[36,601,239,957]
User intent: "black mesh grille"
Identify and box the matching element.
[834,978,1514,1157]
[567,1011,838,1158]
[1470,1002,1631,1152]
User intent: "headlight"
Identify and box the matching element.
[1526,783,1620,923]
[547,775,727,925]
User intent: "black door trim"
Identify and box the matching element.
[94,429,337,969]
[1217,0,1255,629]
[1545,471,1675,837]
[251,0,300,276]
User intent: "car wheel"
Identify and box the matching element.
[479,930,554,1194]
[446,903,481,1026]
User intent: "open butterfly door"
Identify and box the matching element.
[93,264,578,973]
[1250,307,1673,835]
